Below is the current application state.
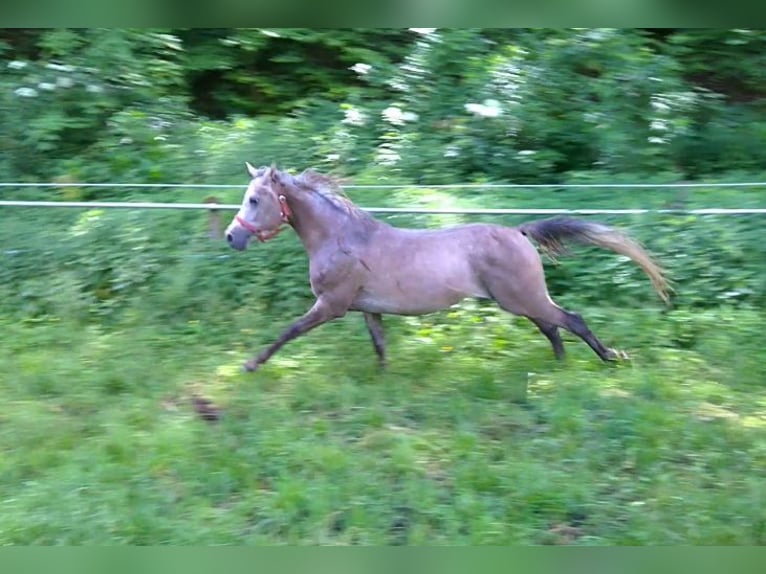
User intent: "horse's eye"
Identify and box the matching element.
[249,196,259,206]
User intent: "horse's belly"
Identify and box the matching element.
[351,279,487,315]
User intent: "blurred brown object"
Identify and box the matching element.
[191,394,221,422]
[204,196,222,239]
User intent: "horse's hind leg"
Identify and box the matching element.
[364,312,387,367]
[486,275,625,362]
[529,318,565,360]
[524,304,625,362]
[482,233,626,362]
[556,309,627,361]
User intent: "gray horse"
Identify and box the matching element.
[226,164,669,372]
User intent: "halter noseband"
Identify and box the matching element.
[235,194,293,243]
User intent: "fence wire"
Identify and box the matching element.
[1,200,765,216]
[1,181,766,190]
[1,179,765,215]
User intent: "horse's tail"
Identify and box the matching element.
[519,217,670,303]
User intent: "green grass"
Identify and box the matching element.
[1,302,764,545]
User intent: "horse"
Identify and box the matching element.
[225,163,669,372]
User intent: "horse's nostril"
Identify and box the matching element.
[226,232,233,244]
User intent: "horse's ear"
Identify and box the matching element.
[245,162,259,179]
[269,164,281,184]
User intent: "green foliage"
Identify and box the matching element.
[350,28,745,181]
[178,29,409,118]
[662,29,766,101]
[0,29,188,181]
[4,28,766,184]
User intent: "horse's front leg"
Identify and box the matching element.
[363,312,387,368]
[244,296,349,372]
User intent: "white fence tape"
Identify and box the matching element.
[1,200,765,215]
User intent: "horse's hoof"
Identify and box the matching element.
[606,348,630,361]
[242,360,259,373]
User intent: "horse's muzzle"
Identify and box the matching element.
[225,225,250,251]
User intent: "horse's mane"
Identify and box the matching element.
[292,168,376,225]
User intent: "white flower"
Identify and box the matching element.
[46,63,75,72]
[38,82,55,91]
[57,77,74,88]
[343,107,366,126]
[86,84,103,93]
[14,87,38,98]
[376,146,401,165]
[7,60,27,70]
[465,103,478,111]
[350,63,371,75]
[465,103,484,115]
[382,106,418,126]
[465,99,503,118]
[383,106,405,125]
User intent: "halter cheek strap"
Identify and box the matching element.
[236,195,293,242]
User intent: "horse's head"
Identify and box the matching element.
[225,163,292,250]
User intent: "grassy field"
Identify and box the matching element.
[1,300,764,545]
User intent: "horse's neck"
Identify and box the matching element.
[287,190,345,253]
